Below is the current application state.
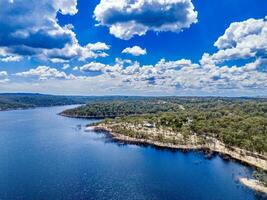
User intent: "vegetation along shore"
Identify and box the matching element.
[62,97,267,193]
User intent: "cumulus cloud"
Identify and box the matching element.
[15,66,78,80]
[201,17,267,65]
[71,55,267,94]
[50,58,69,64]
[0,0,77,53]
[5,54,267,95]
[4,17,267,96]
[73,66,79,71]
[0,55,23,62]
[115,17,267,93]
[0,71,9,84]
[62,64,70,70]
[86,42,110,51]
[197,17,267,94]
[0,0,110,62]
[0,71,8,77]
[44,41,110,62]
[122,46,147,56]
[80,60,124,73]
[55,0,78,15]
[80,62,107,72]
[94,0,198,40]
[0,79,9,84]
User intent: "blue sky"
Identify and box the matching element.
[0,0,266,96]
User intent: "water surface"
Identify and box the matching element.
[0,106,266,200]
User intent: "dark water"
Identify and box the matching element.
[0,106,266,200]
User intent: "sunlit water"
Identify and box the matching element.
[0,106,266,200]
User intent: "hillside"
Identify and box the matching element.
[0,93,88,111]
[63,97,267,155]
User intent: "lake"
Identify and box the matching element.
[0,106,266,200]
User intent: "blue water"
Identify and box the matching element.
[0,106,266,200]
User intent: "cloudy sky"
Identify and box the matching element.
[0,0,266,96]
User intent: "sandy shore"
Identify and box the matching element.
[239,178,267,194]
[87,125,267,171]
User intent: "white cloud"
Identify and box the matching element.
[214,18,267,50]
[66,55,266,94]
[0,55,23,62]
[80,62,107,72]
[122,46,147,56]
[86,42,110,51]
[198,17,267,94]
[50,58,69,64]
[94,0,198,40]
[0,1,110,62]
[15,66,78,80]
[0,71,9,84]
[0,71,8,77]
[3,55,267,95]
[0,0,78,55]
[55,0,78,15]
[201,17,267,65]
[62,64,70,70]
[11,50,267,95]
[44,41,110,62]
[80,60,124,74]
[73,66,79,71]
[0,79,9,84]
[3,17,267,96]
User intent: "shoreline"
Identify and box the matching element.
[91,124,267,194]
[239,178,267,195]
[0,104,82,113]
[0,106,35,112]
[59,113,105,119]
[89,125,267,171]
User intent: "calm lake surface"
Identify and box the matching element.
[0,105,266,200]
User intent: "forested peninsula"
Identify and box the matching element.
[62,97,267,192]
[62,97,267,168]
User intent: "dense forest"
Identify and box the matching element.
[63,97,267,154]
[0,93,147,111]
[0,93,86,111]
[61,99,182,118]
[62,97,267,118]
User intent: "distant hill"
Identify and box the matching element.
[1,93,267,112]
[0,93,87,111]
[0,93,153,111]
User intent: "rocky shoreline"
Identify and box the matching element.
[85,123,267,195]
[239,178,267,195]
[88,124,267,171]
[90,123,267,194]
[59,113,105,119]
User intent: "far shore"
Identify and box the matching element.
[0,104,83,113]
